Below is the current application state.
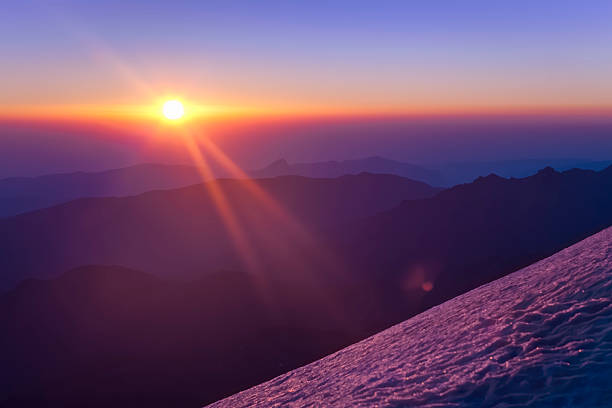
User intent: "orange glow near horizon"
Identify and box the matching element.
[3,102,612,123]
[3,2,612,128]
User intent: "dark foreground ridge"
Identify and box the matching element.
[211,227,612,407]
[0,266,352,407]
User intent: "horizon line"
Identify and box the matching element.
[3,103,612,123]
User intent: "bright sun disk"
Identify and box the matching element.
[162,100,184,120]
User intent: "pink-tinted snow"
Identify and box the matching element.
[209,227,612,407]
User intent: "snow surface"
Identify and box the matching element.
[209,228,612,407]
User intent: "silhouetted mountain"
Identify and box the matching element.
[3,158,608,219]
[0,265,356,407]
[252,156,612,187]
[0,173,440,290]
[335,165,612,322]
[0,163,204,217]
[252,156,444,186]
[434,157,612,186]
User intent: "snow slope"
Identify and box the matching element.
[209,228,612,407]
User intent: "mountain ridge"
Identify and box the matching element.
[251,156,444,186]
[0,163,204,217]
[3,157,611,217]
[0,172,441,290]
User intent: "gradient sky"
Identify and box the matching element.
[2,0,612,117]
[2,1,612,177]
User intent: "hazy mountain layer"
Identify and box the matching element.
[0,157,439,218]
[252,157,444,186]
[0,173,439,290]
[2,157,610,218]
[253,157,612,187]
[0,163,203,217]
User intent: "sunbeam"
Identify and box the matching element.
[177,127,260,274]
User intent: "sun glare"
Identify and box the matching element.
[163,100,185,120]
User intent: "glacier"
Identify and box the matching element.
[209,227,612,407]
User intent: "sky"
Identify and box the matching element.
[2,0,612,117]
[1,1,612,177]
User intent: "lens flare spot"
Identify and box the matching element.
[422,281,434,292]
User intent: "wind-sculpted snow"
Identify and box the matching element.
[210,228,612,407]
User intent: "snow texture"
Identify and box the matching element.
[209,228,612,407]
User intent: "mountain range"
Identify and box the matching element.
[2,166,612,406]
[0,173,440,290]
[3,156,611,217]
[253,157,612,188]
[334,166,612,323]
[251,157,444,186]
[435,158,612,186]
[0,163,203,218]
[0,157,441,218]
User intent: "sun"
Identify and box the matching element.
[162,100,185,120]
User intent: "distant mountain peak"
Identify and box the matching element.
[265,158,290,169]
[474,173,505,183]
[536,166,559,176]
[251,156,443,186]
